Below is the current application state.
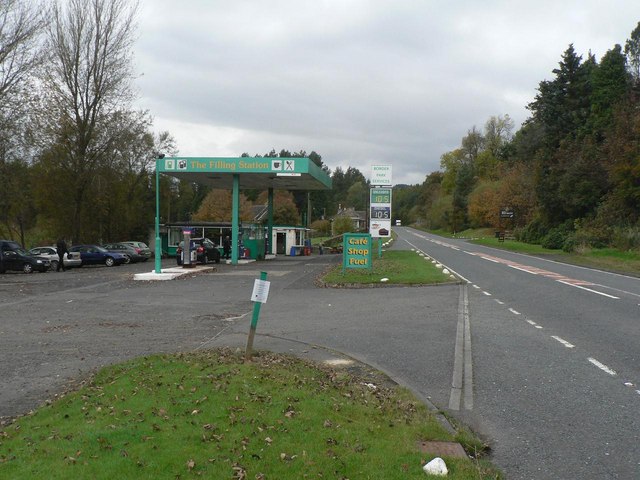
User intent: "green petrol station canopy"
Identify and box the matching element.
[156,157,332,191]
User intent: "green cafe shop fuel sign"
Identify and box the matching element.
[343,233,372,271]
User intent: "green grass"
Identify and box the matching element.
[561,247,640,276]
[310,236,330,246]
[0,350,501,479]
[322,250,455,286]
[464,233,640,276]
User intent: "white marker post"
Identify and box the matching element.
[245,271,270,362]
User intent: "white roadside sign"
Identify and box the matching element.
[251,279,271,303]
[371,165,392,186]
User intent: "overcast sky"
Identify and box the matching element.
[133,1,640,185]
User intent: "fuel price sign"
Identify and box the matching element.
[370,188,392,238]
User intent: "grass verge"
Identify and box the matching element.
[469,235,640,276]
[321,250,455,286]
[0,349,501,479]
[414,227,640,277]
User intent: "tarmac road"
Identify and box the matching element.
[394,227,640,480]
[0,253,460,426]
[4,241,637,478]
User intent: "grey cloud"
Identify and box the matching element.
[135,0,640,184]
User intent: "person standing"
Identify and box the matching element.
[56,238,68,272]
[223,236,231,259]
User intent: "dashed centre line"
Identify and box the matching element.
[409,231,638,397]
[474,288,633,389]
[551,336,575,348]
[588,357,617,376]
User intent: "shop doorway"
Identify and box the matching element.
[276,232,286,254]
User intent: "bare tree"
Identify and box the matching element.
[0,0,45,103]
[0,1,45,242]
[461,126,485,164]
[625,22,640,83]
[484,114,514,157]
[43,0,138,240]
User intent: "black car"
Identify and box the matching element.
[0,240,51,273]
[176,237,221,265]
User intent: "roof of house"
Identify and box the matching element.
[334,207,367,220]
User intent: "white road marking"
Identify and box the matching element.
[508,308,521,315]
[557,281,620,299]
[551,336,575,348]
[482,291,492,296]
[526,319,537,326]
[495,299,504,305]
[483,257,501,263]
[471,251,625,300]
[509,265,538,274]
[195,312,250,350]
[406,229,639,301]
[588,357,617,376]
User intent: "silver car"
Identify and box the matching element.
[122,241,152,260]
[28,246,82,270]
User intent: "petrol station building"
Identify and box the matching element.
[152,156,332,272]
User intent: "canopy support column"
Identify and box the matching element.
[231,174,240,265]
[267,187,274,255]
[154,160,162,273]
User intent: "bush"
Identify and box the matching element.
[310,219,331,237]
[333,216,355,236]
[541,220,575,250]
[541,229,566,250]
[611,226,640,251]
[562,234,578,252]
[572,219,611,249]
[519,216,547,244]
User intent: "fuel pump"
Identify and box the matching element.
[182,229,194,268]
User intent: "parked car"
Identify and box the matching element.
[0,240,50,273]
[176,237,221,265]
[102,242,146,263]
[121,241,152,260]
[29,246,82,270]
[69,245,127,267]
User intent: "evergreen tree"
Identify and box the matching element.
[589,45,630,136]
[528,44,592,147]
